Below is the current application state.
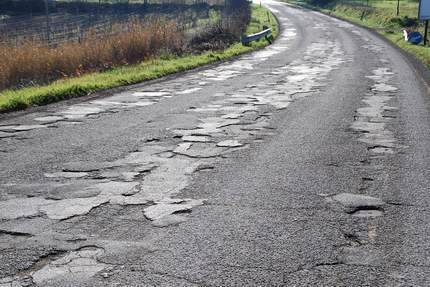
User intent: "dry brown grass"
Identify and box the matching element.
[0,18,186,91]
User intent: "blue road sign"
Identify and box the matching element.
[419,0,430,20]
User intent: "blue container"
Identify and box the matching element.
[408,32,423,45]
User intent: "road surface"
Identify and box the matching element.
[1,1,430,286]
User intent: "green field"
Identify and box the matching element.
[353,0,418,17]
[0,5,278,113]
[286,0,429,68]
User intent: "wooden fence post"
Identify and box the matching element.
[396,0,400,16]
[44,0,51,42]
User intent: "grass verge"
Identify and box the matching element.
[285,0,429,68]
[0,5,278,113]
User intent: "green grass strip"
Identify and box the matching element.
[0,5,278,113]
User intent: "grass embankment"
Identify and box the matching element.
[286,0,429,68]
[0,5,278,113]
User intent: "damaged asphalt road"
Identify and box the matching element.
[1,0,430,286]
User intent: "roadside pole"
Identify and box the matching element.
[418,0,430,46]
[425,20,429,46]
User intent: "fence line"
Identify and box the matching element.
[0,2,223,46]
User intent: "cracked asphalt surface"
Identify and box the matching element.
[1,1,430,286]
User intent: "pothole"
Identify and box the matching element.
[194,163,215,172]
[151,214,188,228]
[143,198,206,221]
[350,208,384,218]
[34,116,65,123]
[350,67,399,155]
[0,125,46,132]
[44,172,89,179]
[329,193,384,207]
[372,83,398,92]
[338,246,382,267]
[182,135,211,143]
[216,140,243,148]
[31,247,107,285]
[327,193,385,215]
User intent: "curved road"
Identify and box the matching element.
[1,1,430,286]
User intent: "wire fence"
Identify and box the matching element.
[330,0,419,17]
[0,0,226,46]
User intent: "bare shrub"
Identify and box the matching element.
[0,19,185,90]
